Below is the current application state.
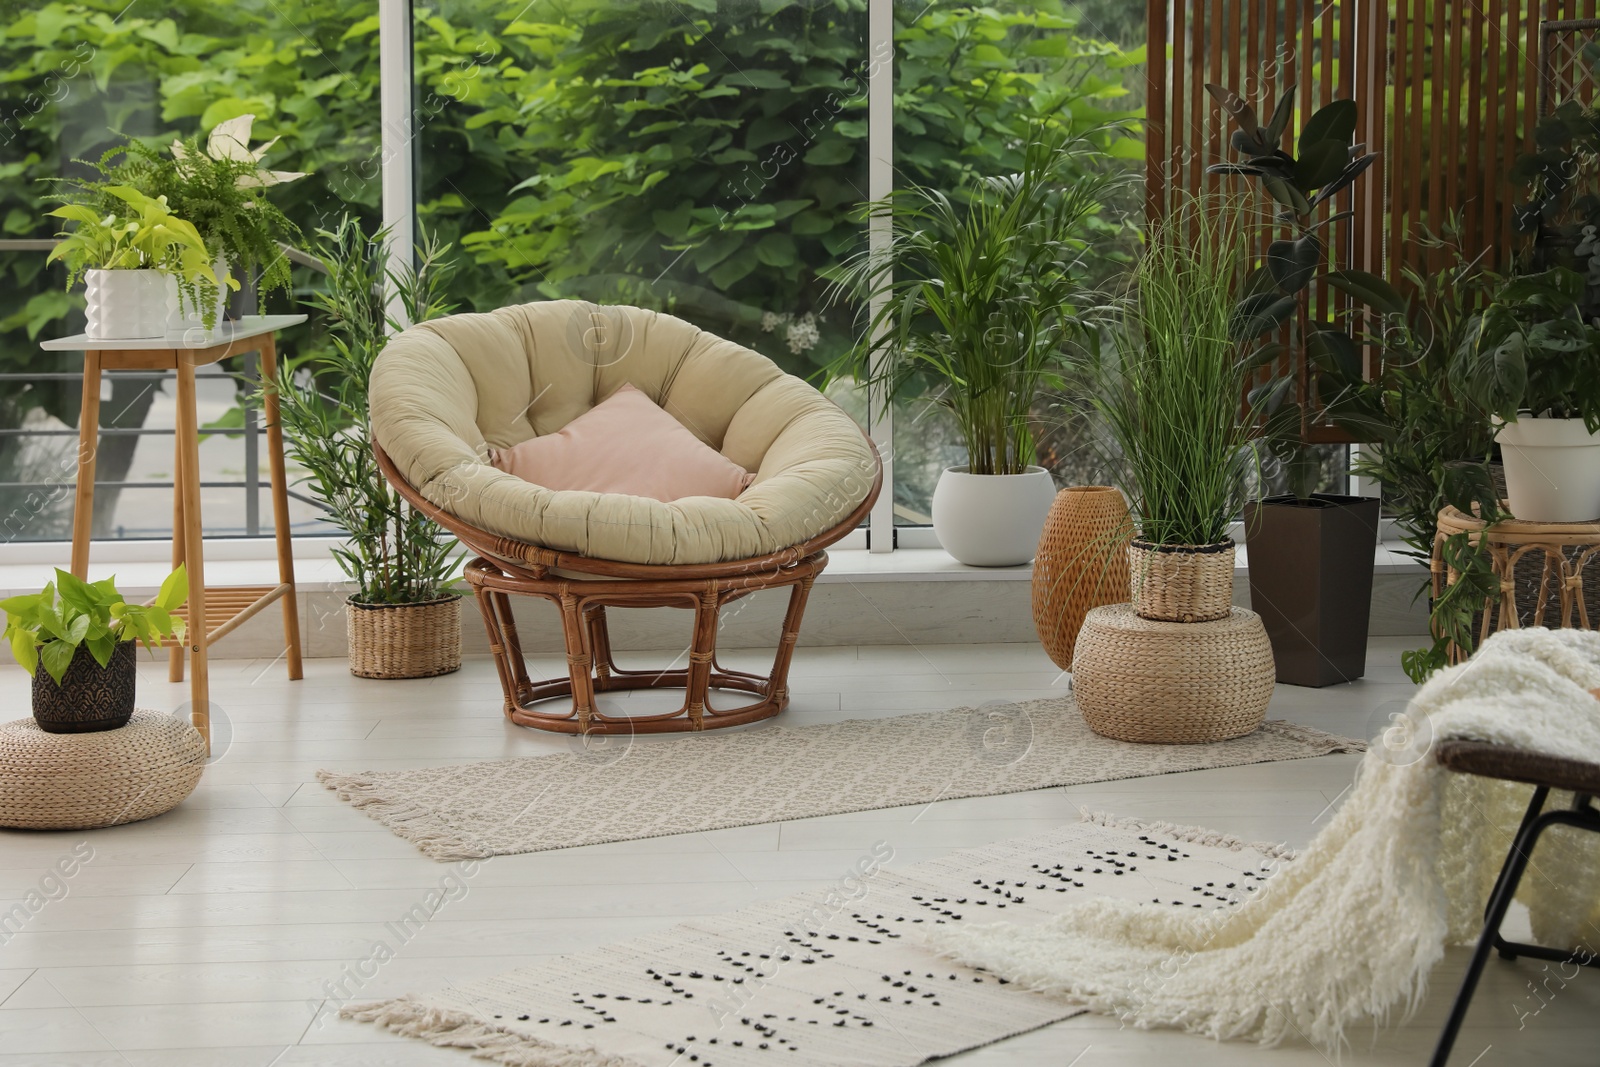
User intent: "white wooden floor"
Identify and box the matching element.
[0,636,1595,1066]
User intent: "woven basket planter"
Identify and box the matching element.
[1128,540,1235,623]
[1071,603,1274,744]
[1032,486,1132,669]
[347,594,462,679]
[0,710,205,829]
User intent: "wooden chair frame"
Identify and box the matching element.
[374,437,881,735]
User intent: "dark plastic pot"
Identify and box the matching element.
[1242,494,1381,688]
[31,640,138,733]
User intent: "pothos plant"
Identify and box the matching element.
[44,185,221,318]
[2,566,188,685]
[1203,84,1406,494]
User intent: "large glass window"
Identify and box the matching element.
[413,0,870,380]
[0,0,378,542]
[889,0,1146,525]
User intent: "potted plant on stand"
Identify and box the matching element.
[1068,201,1278,743]
[272,216,463,679]
[2,567,188,733]
[829,129,1125,566]
[1451,266,1600,523]
[55,116,306,329]
[45,186,219,339]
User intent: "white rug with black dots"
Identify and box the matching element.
[343,812,1293,1066]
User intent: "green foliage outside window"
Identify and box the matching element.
[0,0,1141,536]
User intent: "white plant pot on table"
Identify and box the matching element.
[84,269,168,340]
[1496,416,1600,523]
[931,465,1056,567]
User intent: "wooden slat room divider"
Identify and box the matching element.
[1144,1,1600,423]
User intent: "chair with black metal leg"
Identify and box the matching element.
[1429,740,1600,1067]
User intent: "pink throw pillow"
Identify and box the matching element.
[487,384,755,502]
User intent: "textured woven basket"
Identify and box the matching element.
[0,710,205,829]
[1070,603,1274,744]
[1032,486,1133,669]
[347,594,462,679]
[1128,540,1236,623]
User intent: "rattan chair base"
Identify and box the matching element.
[372,436,880,735]
[468,555,823,734]
[1071,603,1275,744]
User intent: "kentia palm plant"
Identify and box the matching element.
[1084,198,1274,623]
[272,215,464,678]
[829,127,1129,565]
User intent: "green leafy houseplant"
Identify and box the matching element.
[829,129,1126,477]
[50,118,306,325]
[44,185,220,314]
[2,566,188,684]
[1311,228,1500,682]
[1085,201,1269,548]
[271,215,460,606]
[1450,266,1600,431]
[1203,83,1403,496]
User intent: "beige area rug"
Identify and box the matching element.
[318,698,1361,860]
[344,813,1294,1066]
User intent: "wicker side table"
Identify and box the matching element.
[0,711,205,830]
[1431,506,1600,662]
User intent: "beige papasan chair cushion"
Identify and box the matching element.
[370,300,876,566]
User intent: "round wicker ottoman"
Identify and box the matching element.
[1070,603,1275,744]
[0,711,206,830]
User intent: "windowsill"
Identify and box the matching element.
[0,540,1428,595]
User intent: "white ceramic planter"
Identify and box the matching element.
[1496,417,1600,523]
[931,465,1057,567]
[164,255,229,331]
[84,269,168,340]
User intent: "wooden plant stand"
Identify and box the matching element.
[42,316,308,751]
[375,439,879,735]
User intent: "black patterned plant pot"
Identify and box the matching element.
[31,641,138,734]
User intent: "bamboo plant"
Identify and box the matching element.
[270,216,460,605]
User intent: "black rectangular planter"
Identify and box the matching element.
[1242,494,1382,688]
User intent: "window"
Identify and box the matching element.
[0,0,379,543]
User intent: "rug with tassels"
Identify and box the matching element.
[341,813,1294,1066]
[318,698,1361,860]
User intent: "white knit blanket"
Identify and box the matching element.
[930,628,1600,1050]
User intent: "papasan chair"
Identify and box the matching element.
[370,300,881,735]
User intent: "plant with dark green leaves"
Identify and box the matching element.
[1204,84,1403,495]
[1300,225,1504,682]
[1,566,188,684]
[270,216,461,605]
[829,129,1128,476]
[1083,200,1270,546]
[1513,98,1600,317]
[1449,266,1600,432]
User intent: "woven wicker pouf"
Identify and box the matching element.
[1071,603,1275,744]
[0,711,206,830]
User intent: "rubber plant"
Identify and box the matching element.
[1203,84,1405,494]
